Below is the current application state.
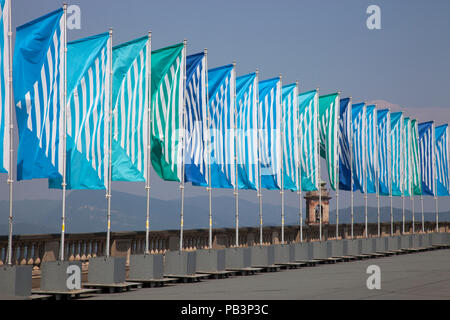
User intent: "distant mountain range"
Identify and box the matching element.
[0,190,448,235]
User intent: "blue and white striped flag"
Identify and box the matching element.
[13,8,65,181]
[377,109,390,196]
[0,0,10,174]
[236,72,258,190]
[49,32,111,190]
[298,90,318,191]
[338,97,352,191]
[435,124,449,197]
[184,52,207,185]
[391,112,403,196]
[282,83,299,191]
[419,121,435,196]
[259,77,282,190]
[351,103,365,193]
[205,64,235,188]
[366,105,377,194]
[402,117,411,197]
[111,36,149,183]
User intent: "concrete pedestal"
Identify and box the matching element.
[361,239,375,254]
[411,234,422,248]
[347,239,362,256]
[273,244,294,264]
[250,246,274,267]
[225,247,251,269]
[422,234,432,247]
[88,256,126,284]
[0,265,32,297]
[400,235,412,249]
[328,240,344,257]
[292,242,312,261]
[375,238,386,252]
[129,254,164,280]
[311,241,328,259]
[164,251,196,276]
[40,261,83,292]
[431,233,448,245]
[196,249,225,273]
[386,236,399,251]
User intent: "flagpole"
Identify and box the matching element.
[279,74,285,244]
[233,61,239,247]
[205,49,212,249]
[336,91,340,240]
[296,81,303,243]
[388,109,393,236]
[144,31,152,254]
[6,0,14,265]
[421,195,424,233]
[256,69,263,245]
[59,4,68,261]
[105,28,113,257]
[432,122,438,233]
[375,105,380,238]
[179,39,187,251]
[364,104,368,238]
[318,88,322,242]
[349,97,354,239]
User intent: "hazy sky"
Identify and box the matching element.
[1,0,450,217]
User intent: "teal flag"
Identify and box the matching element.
[111,36,149,182]
[318,93,339,190]
[298,90,318,191]
[390,112,403,196]
[411,119,422,196]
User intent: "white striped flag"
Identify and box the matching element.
[0,0,10,174]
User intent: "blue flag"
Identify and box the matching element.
[366,105,377,194]
[435,124,449,197]
[390,112,403,196]
[13,8,65,181]
[184,52,207,185]
[201,64,236,189]
[259,77,282,190]
[110,36,149,183]
[236,72,259,190]
[352,103,365,193]
[419,121,435,196]
[338,97,352,191]
[282,83,299,191]
[0,0,10,174]
[49,32,111,190]
[377,109,390,196]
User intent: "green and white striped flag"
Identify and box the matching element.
[411,119,422,196]
[150,43,185,181]
[318,93,339,190]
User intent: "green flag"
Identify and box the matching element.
[318,93,339,190]
[150,43,185,181]
[411,119,422,195]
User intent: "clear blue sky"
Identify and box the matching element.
[3,0,450,215]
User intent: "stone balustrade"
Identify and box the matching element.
[0,221,448,269]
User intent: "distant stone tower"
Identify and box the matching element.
[305,181,331,225]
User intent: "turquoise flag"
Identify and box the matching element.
[111,36,149,182]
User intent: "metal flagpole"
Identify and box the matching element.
[6,0,14,265]
[296,81,303,243]
[375,105,380,238]
[318,88,322,242]
[364,104,368,238]
[105,28,113,257]
[205,49,212,249]
[59,4,68,261]
[349,97,354,239]
[179,39,187,251]
[233,62,239,247]
[256,69,263,245]
[388,109,393,236]
[421,195,424,233]
[280,74,285,244]
[433,123,438,232]
[336,91,340,240]
[144,31,152,254]
[411,120,414,234]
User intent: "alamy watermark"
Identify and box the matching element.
[366,5,381,30]
[366,265,381,290]
[67,5,81,30]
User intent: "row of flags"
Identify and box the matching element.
[1,5,450,205]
